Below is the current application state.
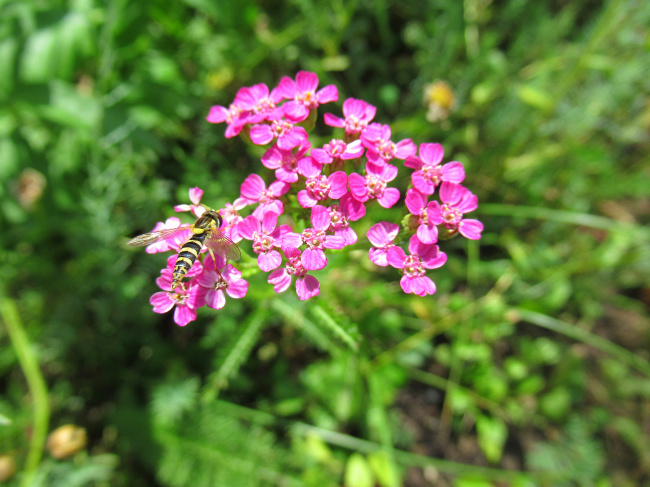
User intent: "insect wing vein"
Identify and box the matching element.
[206,231,241,261]
[128,226,191,247]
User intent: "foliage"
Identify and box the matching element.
[1,0,649,486]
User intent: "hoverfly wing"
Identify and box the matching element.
[127,226,191,247]
[205,231,241,261]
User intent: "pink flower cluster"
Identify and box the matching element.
[142,71,483,326]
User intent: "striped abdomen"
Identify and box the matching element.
[171,232,207,289]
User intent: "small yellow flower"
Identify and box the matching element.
[423,81,456,122]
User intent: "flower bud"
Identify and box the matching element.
[401,213,419,233]
[437,225,459,241]
[46,424,87,459]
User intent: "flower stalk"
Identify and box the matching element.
[0,297,50,487]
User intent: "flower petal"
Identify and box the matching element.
[420,143,444,166]
[459,219,484,240]
[377,187,400,208]
[238,215,261,240]
[174,305,197,326]
[417,222,439,244]
[368,247,390,266]
[316,84,338,104]
[310,205,332,231]
[249,124,274,145]
[366,222,399,247]
[268,268,292,293]
[387,246,407,268]
[258,250,282,272]
[205,288,226,310]
[301,248,327,270]
[150,292,174,313]
[441,161,465,183]
[241,174,266,200]
[296,275,320,300]
[405,188,426,215]
[226,277,249,299]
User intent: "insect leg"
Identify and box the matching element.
[207,247,225,280]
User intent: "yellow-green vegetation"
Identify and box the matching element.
[1,0,649,486]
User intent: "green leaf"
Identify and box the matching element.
[345,453,374,487]
[0,38,18,95]
[151,378,201,427]
[454,477,495,487]
[476,415,507,463]
[0,138,18,180]
[539,387,572,421]
[516,85,553,110]
[207,306,268,395]
[310,303,358,351]
[368,451,400,487]
[20,26,58,83]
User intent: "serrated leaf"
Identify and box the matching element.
[209,306,268,391]
[310,304,358,351]
[151,378,201,427]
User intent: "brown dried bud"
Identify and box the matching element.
[0,454,17,482]
[46,424,87,459]
[16,168,46,208]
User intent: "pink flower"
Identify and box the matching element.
[296,158,348,208]
[404,189,443,244]
[144,217,191,254]
[218,198,248,242]
[282,205,346,271]
[348,162,400,208]
[326,193,366,245]
[261,139,311,183]
[431,182,484,240]
[234,83,283,124]
[360,123,416,165]
[206,102,249,138]
[238,212,292,272]
[268,247,320,301]
[324,98,376,137]
[150,255,204,326]
[311,139,364,165]
[276,71,339,123]
[404,143,465,195]
[192,254,249,310]
[249,119,309,150]
[367,222,400,267]
[387,235,447,296]
[240,174,290,219]
[174,186,206,216]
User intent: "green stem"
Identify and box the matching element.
[213,400,556,483]
[479,203,646,233]
[0,297,50,486]
[515,308,650,377]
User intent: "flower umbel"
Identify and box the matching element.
[131,71,482,326]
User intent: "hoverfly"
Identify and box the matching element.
[128,209,241,290]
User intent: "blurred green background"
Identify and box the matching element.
[1,0,649,485]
